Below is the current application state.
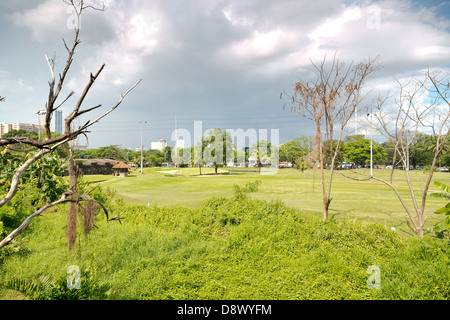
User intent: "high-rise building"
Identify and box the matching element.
[37,108,63,135]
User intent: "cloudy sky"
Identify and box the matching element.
[0,0,449,149]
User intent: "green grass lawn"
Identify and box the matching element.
[83,167,450,235]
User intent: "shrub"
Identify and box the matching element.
[3,268,110,300]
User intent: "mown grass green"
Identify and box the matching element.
[83,168,450,234]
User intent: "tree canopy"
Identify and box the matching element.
[342,138,387,167]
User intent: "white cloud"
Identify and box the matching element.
[12,0,69,42]
[308,6,363,40]
[230,29,295,57]
[0,70,34,94]
[222,7,254,28]
[125,10,161,53]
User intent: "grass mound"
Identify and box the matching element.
[0,192,448,300]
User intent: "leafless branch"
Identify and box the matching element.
[282,54,380,221]
[0,193,73,249]
[351,68,449,237]
[0,182,124,249]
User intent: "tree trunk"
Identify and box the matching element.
[319,147,329,221]
[67,151,78,253]
[323,197,330,221]
[416,225,424,237]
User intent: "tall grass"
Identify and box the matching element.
[1,187,448,300]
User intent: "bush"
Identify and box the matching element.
[3,268,110,300]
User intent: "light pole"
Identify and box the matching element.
[367,108,373,177]
[36,109,46,141]
[139,121,147,174]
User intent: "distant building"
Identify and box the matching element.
[175,138,185,149]
[0,123,11,137]
[69,140,88,150]
[75,159,120,175]
[13,123,44,133]
[248,156,257,167]
[151,139,167,151]
[0,108,64,138]
[0,122,44,137]
[113,161,131,177]
[52,109,63,134]
[37,108,63,135]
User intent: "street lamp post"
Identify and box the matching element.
[37,110,46,141]
[367,108,373,177]
[139,121,147,174]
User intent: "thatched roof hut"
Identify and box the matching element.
[113,161,131,177]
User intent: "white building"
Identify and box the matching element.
[0,123,11,137]
[0,123,44,137]
[151,139,167,151]
[248,156,257,167]
[175,138,185,149]
[68,139,88,150]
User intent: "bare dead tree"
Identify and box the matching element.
[282,54,380,221]
[0,1,140,249]
[353,69,449,237]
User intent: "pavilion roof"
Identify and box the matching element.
[112,161,130,169]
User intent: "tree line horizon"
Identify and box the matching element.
[4,128,448,171]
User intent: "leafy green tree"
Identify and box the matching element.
[279,137,311,168]
[409,133,436,169]
[94,145,128,161]
[0,150,21,190]
[381,141,397,167]
[2,130,70,159]
[343,138,387,167]
[163,146,172,163]
[2,130,67,157]
[344,134,365,143]
[323,140,344,168]
[193,139,205,174]
[249,140,272,172]
[24,152,68,205]
[203,128,233,174]
[0,151,68,245]
[2,129,39,141]
[145,150,165,167]
[382,133,439,169]
[1,151,68,206]
[234,149,246,165]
